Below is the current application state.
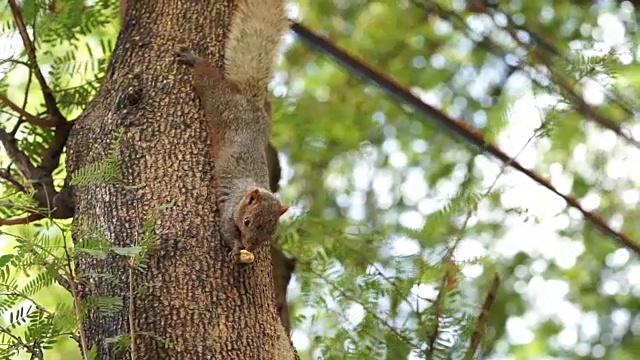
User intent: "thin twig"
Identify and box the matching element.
[417,1,640,149]
[497,16,640,149]
[68,265,90,360]
[311,268,428,356]
[58,224,90,360]
[426,109,541,356]
[0,58,30,68]
[465,272,500,360]
[499,8,639,119]
[13,8,37,137]
[0,117,75,224]
[128,261,137,360]
[426,271,449,358]
[0,326,44,360]
[0,293,53,315]
[7,0,64,124]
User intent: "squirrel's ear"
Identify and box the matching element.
[278,204,289,216]
[247,189,260,204]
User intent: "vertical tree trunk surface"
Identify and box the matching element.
[66,1,295,358]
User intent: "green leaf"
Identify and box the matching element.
[0,254,14,267]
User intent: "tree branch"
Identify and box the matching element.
[0,293,53,316]
[290,22,640,255]
[0,213,45,226]
[0,128,42,180]
[1,2,76,228]
[0,326,43,360]
[465,272,500,360]
[0,124,75,225]
[0,179,75,225]
[39,120,74,174]
[7,0,65,125]
[0,168,27,193]
[0,94,56,128]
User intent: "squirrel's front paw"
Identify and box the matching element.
[227,248,239,262]
[175,46,198,66]
[228,245,242,262]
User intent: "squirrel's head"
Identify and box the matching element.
[234,188,288,250]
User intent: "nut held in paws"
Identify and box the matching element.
[239,250,255,264]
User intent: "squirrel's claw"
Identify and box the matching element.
[228,244,242,262]
[175,46,198,66]
[228,245,255,264]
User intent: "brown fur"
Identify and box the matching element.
[224,0,289,105]
[177,47,288,263]
[175,0,288,265]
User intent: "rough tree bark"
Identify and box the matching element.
[65,0,296,358]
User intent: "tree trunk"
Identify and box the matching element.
[65,0,296,358]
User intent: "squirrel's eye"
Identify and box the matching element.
[243,217,251,227]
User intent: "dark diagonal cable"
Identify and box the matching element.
[290,22,640,255]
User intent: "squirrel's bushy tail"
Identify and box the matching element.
[224,0,289,104]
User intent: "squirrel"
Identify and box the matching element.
[176,0,290,263]
[119,0,282,195]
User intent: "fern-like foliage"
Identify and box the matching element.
[71,129,124,187]
[0,197,172,359]
[0,223,76,359]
